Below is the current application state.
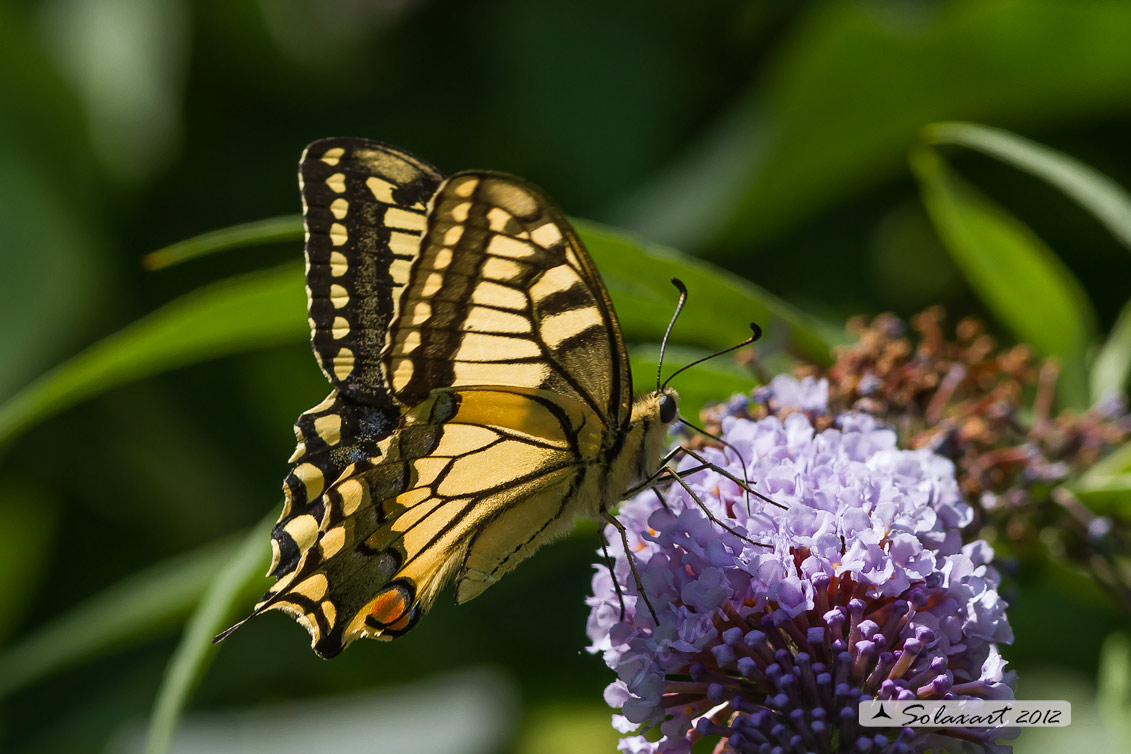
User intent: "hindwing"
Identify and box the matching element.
[257,387,603,657]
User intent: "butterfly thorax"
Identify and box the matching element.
[593,387,678,515]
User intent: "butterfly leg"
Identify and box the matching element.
[672,447,786,511]
[659,468,771,549]
[626,445,783,512]
[598,525,629,621]
[601,508,660,624]
[622,460,713,499]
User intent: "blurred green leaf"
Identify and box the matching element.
[576,220,836,364]
[1071,472,1131,515]
[619,2,1131,251]
[144,215,833,362]
[0,263,306,447]
[0,135,107,400]
[146,514,272,754]
[911,147,1096,408]
[0,5,108,394]
[514,701,619,754]
[1,217,827,450]
[1097,633,1131,749]
[0,533,240,697]
[144,215,302,270]
[1092,298,1131,402]
[1073,440,1131,497]
[924,122,1131,255]
[133,669,515,754]
[1014,668,1122,753]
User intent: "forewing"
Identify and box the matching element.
[301,137,443,405]
[384,172,634,425]
[255,387,602,657]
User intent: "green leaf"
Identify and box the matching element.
[1073,440,1131,497]
[1071,470,1131,515]
[1098,633,1131,749]
[515,700,619,754]
[0,534,241,697]
[145,214,833,360]
[1092,298,1131,402]
[145,513,273,754]
[924,122,1131,254]
[0,4,109,398]
[911,147,1096,408]
[2,217,828,449]
[143,215,302,270]
[1011,667,1125,752]
[576,220,836,365]
[0,131,107,399]
[0,263,306,447]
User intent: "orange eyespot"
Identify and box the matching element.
[368,586,409,626]
[386,611,415,633]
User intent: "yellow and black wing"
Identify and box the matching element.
[300,136,442,404]
[273,139,442,583]
[248,144,638,657]
[257,385,604,657]
[383,171,634,424]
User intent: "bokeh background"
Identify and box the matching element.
[2,1,1130,752]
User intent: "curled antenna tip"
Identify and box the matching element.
[662,320,766,390]
[656,278,690,390]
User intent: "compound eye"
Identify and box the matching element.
[659,394,678,424]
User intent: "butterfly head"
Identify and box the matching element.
[658,388,679,424]
[631,386,681,472]
[652,278,759,426]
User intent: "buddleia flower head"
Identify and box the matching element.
[587,378,1015,753]
[745,310,1131,610]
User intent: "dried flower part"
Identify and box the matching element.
[590,400,1014,753]
[744,309,1129,503]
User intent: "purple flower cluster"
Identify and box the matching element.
[587,378,1015,753]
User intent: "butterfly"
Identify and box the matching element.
[218,138,754,657]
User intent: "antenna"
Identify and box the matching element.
[662,322,762,390]
[656,278,688,390]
